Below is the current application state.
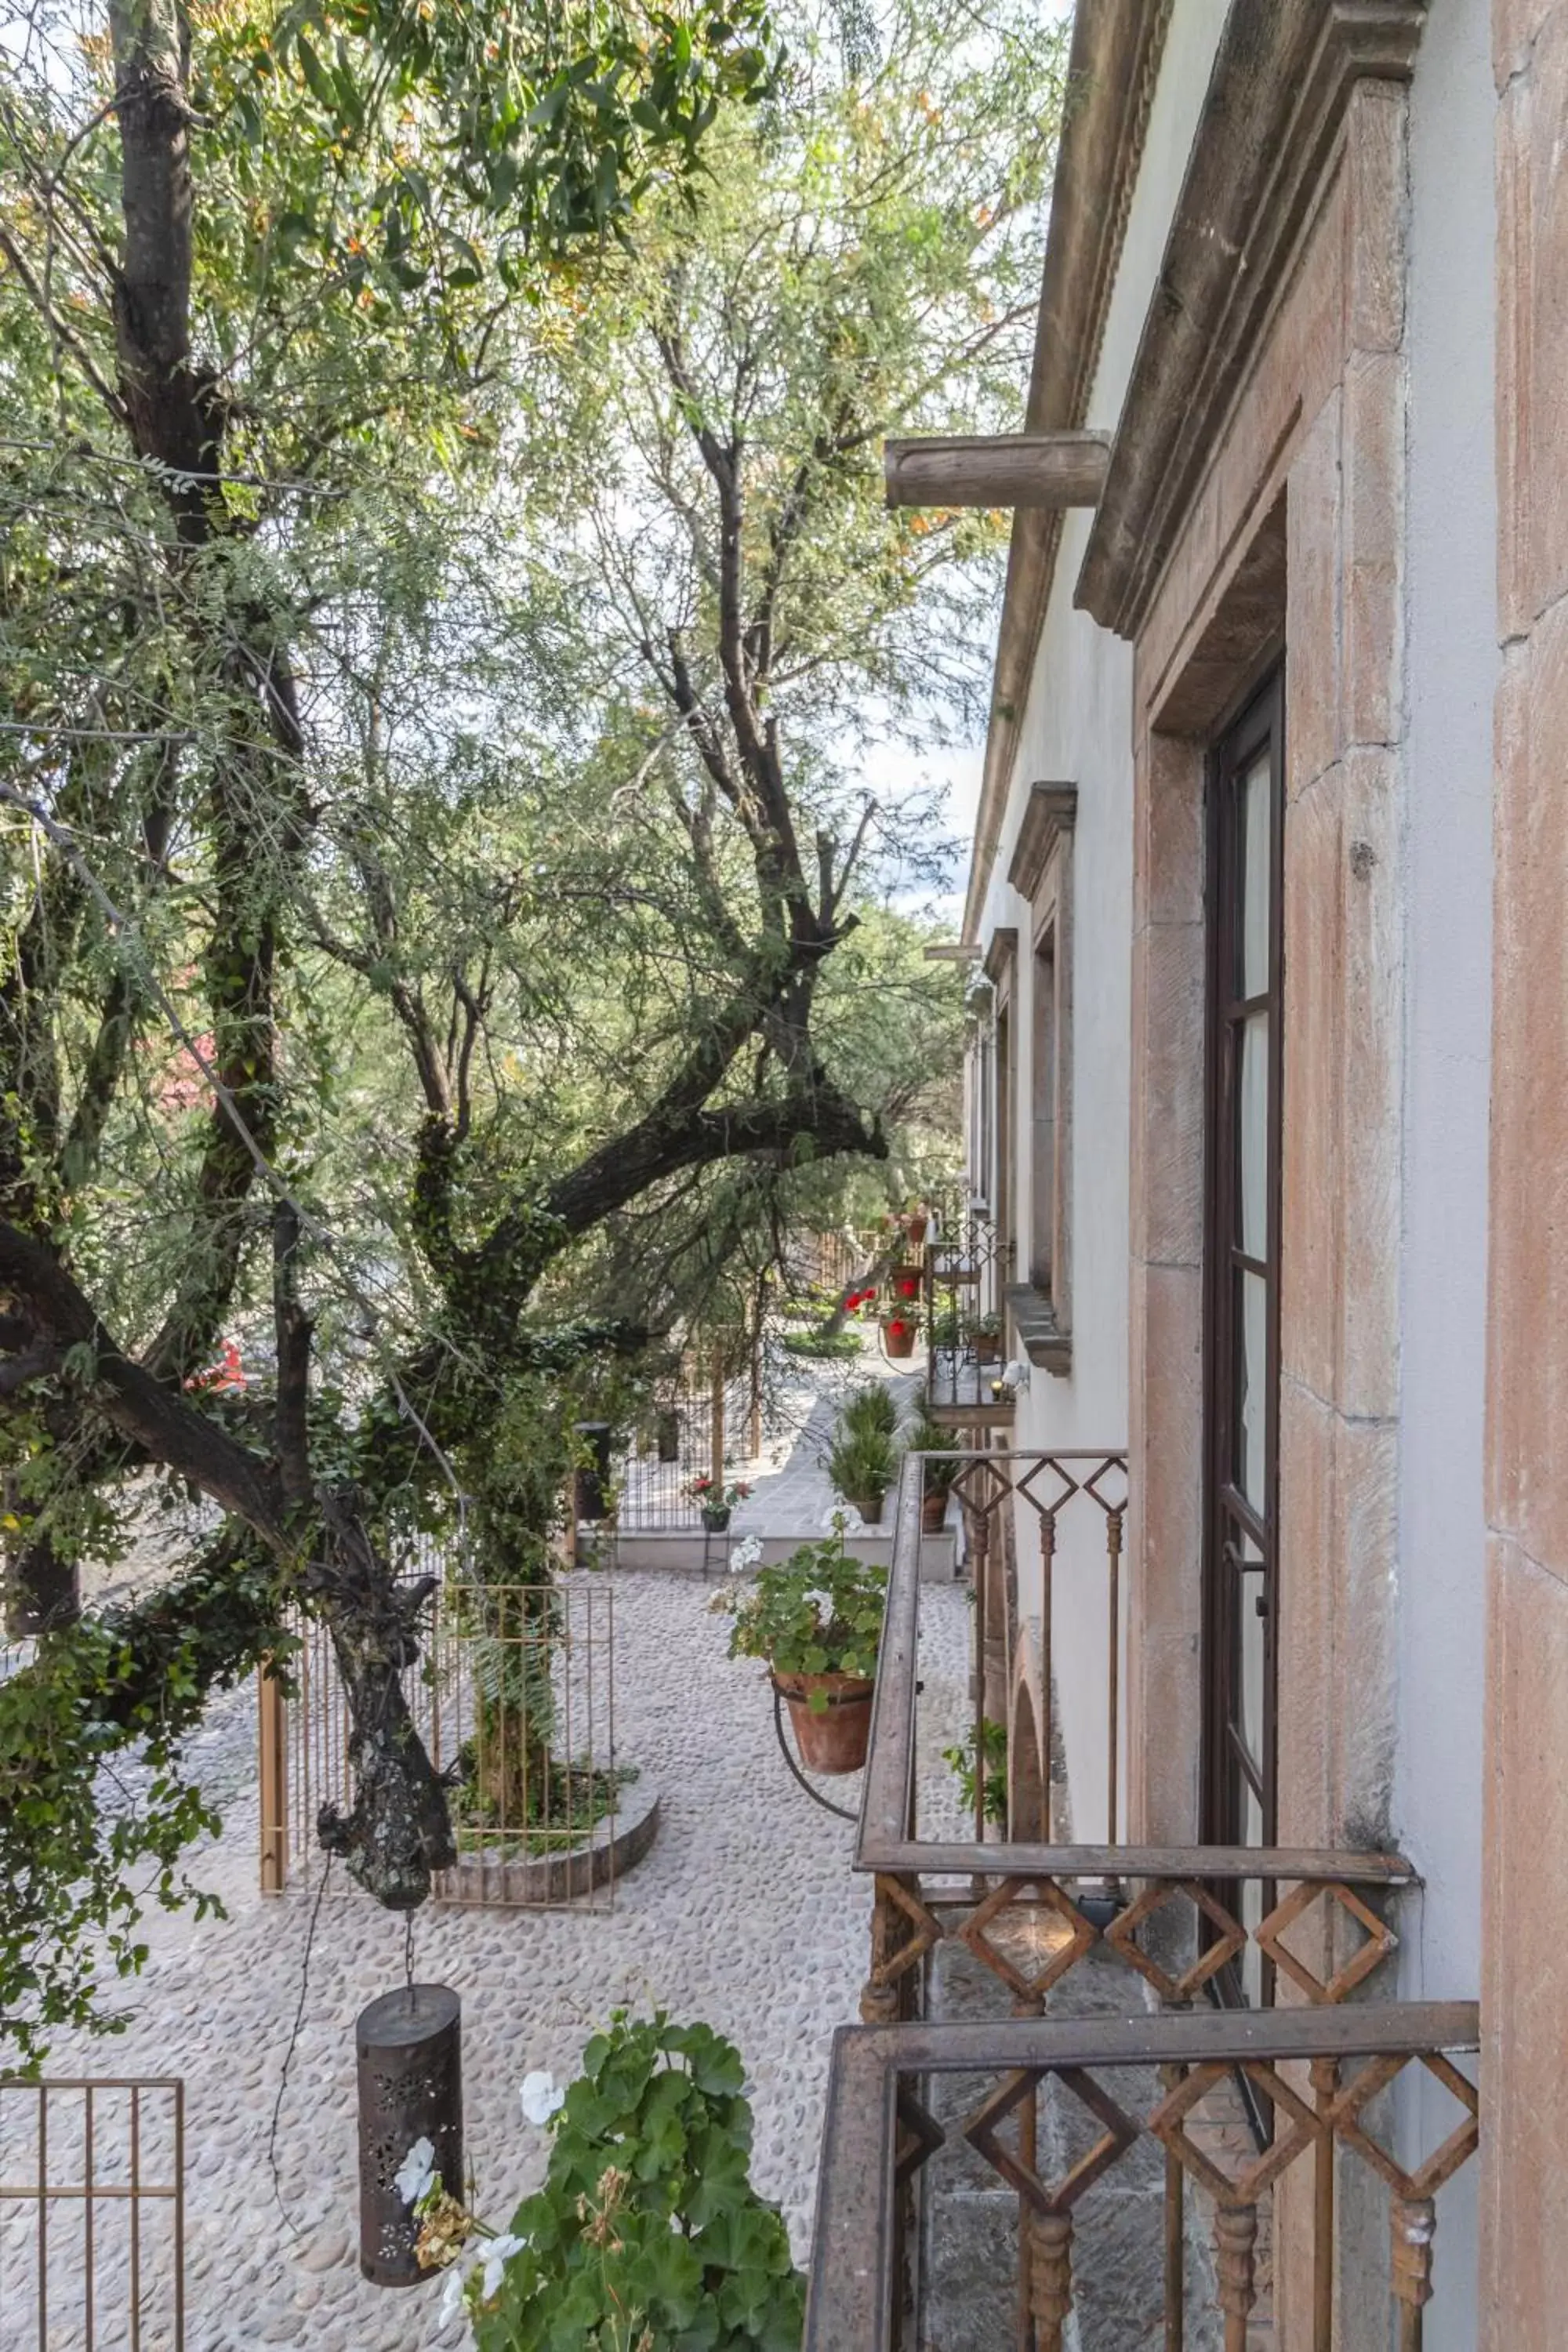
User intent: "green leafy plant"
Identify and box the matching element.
[722,1528,887,1702]
[826,1421,900,1512]
[428,2012,804,2348]
[942,1717,1008,1826]
[782,1329,862,1360]
[930,1304,963,1350]
[906,1408,961,1497]
[839,1383,898,1440]
[970,1312,1004,1341]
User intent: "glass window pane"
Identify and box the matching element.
[1237,1541,1267,1773]
[1240,752,1272,996]
[1234,1271,1268,1508]
[1238,1011,1269,1257]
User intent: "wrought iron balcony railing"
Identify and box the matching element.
[803,1453,1483,2348]
[804,2003,1480,2350]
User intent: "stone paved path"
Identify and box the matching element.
[5,1564,968,2351]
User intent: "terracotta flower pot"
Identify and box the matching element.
[884,1318,916,1359]
[775,1672,876,1774]
[904,1214,928,1249]
[921,1488,949,1534]
[974,1333,1001,1364]
[701,1504,731,1533]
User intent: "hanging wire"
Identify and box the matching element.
[267,1849,335,2240]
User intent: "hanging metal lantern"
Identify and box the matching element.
[356,1983,463,2286]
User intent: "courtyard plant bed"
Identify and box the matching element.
[719,1519,887,1774]
[783,1327,862,1360]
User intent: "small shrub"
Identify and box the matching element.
[840,1383,898,1439]
[470,2013,804,2350]
[942,1717,1008,1826]
[782,1329,861,1360]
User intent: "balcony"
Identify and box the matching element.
[804,1455,1482,2349]
[925,1207,1015,1428]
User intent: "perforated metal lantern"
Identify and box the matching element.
[356,1984,463,2286]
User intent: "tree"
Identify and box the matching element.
[0,0,1062,2059]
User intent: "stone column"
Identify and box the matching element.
[1483,2,1568,2339]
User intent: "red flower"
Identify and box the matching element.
[888,1319,909,1338]
[898,1277,918,1298]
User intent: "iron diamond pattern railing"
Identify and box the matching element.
[806,1450,1485,2350]
[804,2005,1480,2352]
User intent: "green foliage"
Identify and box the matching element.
[0,0,1059,2044]
[265,0,782,267]
[724,1526,885,1697]
[472,2012,803,2350]
[906,1407,960,1494]
[0,1544,288,2071]
[942,1715,1007,1827]
[781,1328,861,1359]
[826,1421,899,1510]
[838,1382,897,1441]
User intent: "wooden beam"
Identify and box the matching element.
[884,431,1110,510]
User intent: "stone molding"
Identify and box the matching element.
[960,0,1174,942]
[1006,1283,1073,1377]
[982,925,1018,988]
[1006,782,1078,902]
[1077,0,1427,639]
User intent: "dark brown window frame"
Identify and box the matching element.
[1200,666,1285,1859]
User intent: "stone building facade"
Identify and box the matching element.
[949,0,1566,2336]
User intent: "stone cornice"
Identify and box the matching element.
[982,926,1019,988]
[1006,782,1078,902]
[1076,0,1427,639]
[960,0,1173,943]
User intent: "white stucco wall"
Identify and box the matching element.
[1397,2,1495,2331]
[966,0,1229,1837]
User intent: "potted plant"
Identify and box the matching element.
[721,1522,887,1773]
[971,1310,1004,1366]
[902,1206,929,1250]
[826,1417,899,1523]
[908,1406,960,1533]
[882,1312,916,1359]
[840,1383,898,1439]
[684,1473,750,1533]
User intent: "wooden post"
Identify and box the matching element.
[1311,2056,1338,2351]
[710,1347,726,1489]
[258,1660,287,1894]
[884,430,1110,510]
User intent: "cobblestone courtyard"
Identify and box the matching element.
[2,1359,968,2351]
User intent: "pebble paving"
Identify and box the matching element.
[2,1359,971,2352]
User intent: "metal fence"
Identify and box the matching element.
[0,2078,184,2351]
[610,1363,756,1532]
[263,1556,624,1908]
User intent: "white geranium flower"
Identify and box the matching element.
[437,2259,471,2328]
[820,1504,851,1534]
[480,2231,528,2300]
[730,1534,764,1571]
[520,2070,565,2126]
[394,2136,435,2208]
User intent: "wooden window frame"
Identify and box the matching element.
[1200,667,1285,1857]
